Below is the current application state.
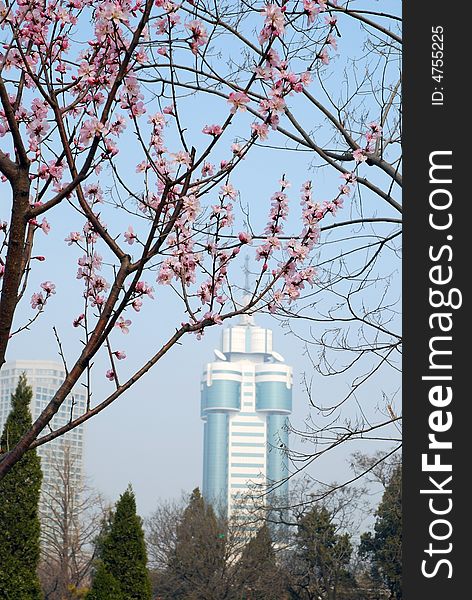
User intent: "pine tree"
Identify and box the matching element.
[236,524,286,600]
[0,374,43,599]
[290,505,353,600]
[359,465,402,599]
[87,562,123,600]
[157,488,226,599]
[90,485,151,600]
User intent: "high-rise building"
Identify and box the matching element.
[201,311,292,518]
[0,360,86,511]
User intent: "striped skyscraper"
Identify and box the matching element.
[201,308,292,518]
[0,360,86,515]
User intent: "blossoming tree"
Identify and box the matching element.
[172,0,402,476]
[0,0,401,480]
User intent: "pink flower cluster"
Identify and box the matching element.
[259,4,286,43]
[255,181,290,262]
[228,92,250,114]
[353,122,383,163]
[202,124,223,137]
[250,172,355,311]
[30,281,56,310]
[76,251,110,308]
[186,19,208,54]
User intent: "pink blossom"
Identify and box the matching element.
[300,71,312,87]
[285,284,301,301]
[103,139,119,157]
[171,151,192,166]
[38,161,64,181]
[238,232,252,244]
[260,4,285,42]
[220,183,237,199]
[300,266,316,285]
[254,65,273,80]
[231,143,244,156]
[90,275,109,294]
[286,239,309,261]
[201,162,215,177]
[73,313,85,328]
[279,177,291,190]
[31,292,45,309]
[341,172,357,184]
[228,92,250,114]
[266,48,282,68]
[163,104,175,115]
[106,369,115,381]
[27,119,50,141]
[303,0,320,24]
[251,123,269,140]
[203,311,223,325]
[79,118,105,145]
[91,295,106,308]
[132,298,143,312]
[135,280,154,298]
[109,115,127,136]
[136,160,150,173]
[318,48,330,65]
[186,19,208,54]
[124,225,136,245]
[101,1,129,23]
[148,113,166,129]
[116,317,131,334]
[353,148,367,163]
[367,121,382,139]
[202,124,223,136]
[65,232,83,245]
[327,35,337,50]
[183,195,200,221]
[40,218,50,234]
[114,350,126,360]
[198,282,212,304]
[168,12,180,26]
[40,281,56,295]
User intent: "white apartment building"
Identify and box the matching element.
[0,360,86,510]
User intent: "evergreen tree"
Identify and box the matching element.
[236,524,286,600]
[157,488,226,599]
[90,485,151,600]
[0,374,43,599]
[289,505,353,600]
[87,562,123,600]
[359,465,402,599]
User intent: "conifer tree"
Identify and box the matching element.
[157,488,226,599]
[236,524,286,600]
[89,486,151,600]
[359,465,402,599]
[86,562,123,600]
[289,505,353,600]
[0,374,43,599]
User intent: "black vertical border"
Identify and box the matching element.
[404,3,468,598]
